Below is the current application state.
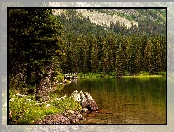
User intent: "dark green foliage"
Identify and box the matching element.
[56,9,166,75]
[8,8,167,124]
[61,31,166,75]
[9,91,82,124]
[9,8,166,89]
[9,8,64,89]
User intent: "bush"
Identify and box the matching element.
[139,71,150,76]
[109,72,116,76]
[157,72,166,76]
[52,96,82,111]
[9,95,49,124]
[9,90,82,124]
[55,75,64,82]
[124,70,130,76]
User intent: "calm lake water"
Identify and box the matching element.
[60,77,166,124]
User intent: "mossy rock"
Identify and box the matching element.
[35,95,50,102]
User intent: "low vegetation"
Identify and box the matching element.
[7,8,166,124]
[77,71,166,79]
[9,88,82,124]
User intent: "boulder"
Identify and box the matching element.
[71,90,81,102]
[71,90,99,112]
[35,90,99,124]
[84,92,98,111]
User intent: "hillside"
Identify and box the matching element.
[49,8,167,75]
[76,9,138,29]
[7,6,167,88]
[52,9,138,29]
[52,8,166,37]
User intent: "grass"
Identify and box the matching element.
[122,71,165,78]
[8,73,74,124]
[122,75,163,78]
[8,70,166,124]
[77,72,107,78]
[77,71,166,79]
[9,85,82,124]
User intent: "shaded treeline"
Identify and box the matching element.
[8,8,64,93]
[8,8,166,92]
[58,9,166,76]
[61,32,166,76]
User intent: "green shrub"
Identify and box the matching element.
[52,96,82,111]
[9,95,49,124]
[124,70,130,76]
[55,75,64,82]
[9,90,82,124]
[139,71,150,76]
[157,72,166,76]
[56,84,64,92]
[109,72,116,76]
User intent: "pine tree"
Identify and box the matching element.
[9,8,64,91]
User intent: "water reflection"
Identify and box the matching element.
[60,77,166,124]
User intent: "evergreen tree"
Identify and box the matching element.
[9,8,64,91]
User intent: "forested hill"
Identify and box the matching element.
[53,9,166,37]
[93,9,166,35]
[50,9,166,75]
[8,8,166,92]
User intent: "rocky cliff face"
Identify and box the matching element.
[52,9,138,29]
[76,9,138,29]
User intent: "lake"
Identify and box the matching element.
[60,77,166,124]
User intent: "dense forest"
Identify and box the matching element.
[8,8,166,92]
[5,3,169,125]
[55,9,166,75]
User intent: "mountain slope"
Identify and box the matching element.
[52,8,166,36]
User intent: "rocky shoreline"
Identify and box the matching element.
[35,90,99,124]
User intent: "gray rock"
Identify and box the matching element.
[36,114,71,124]
[71,90,99,111]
